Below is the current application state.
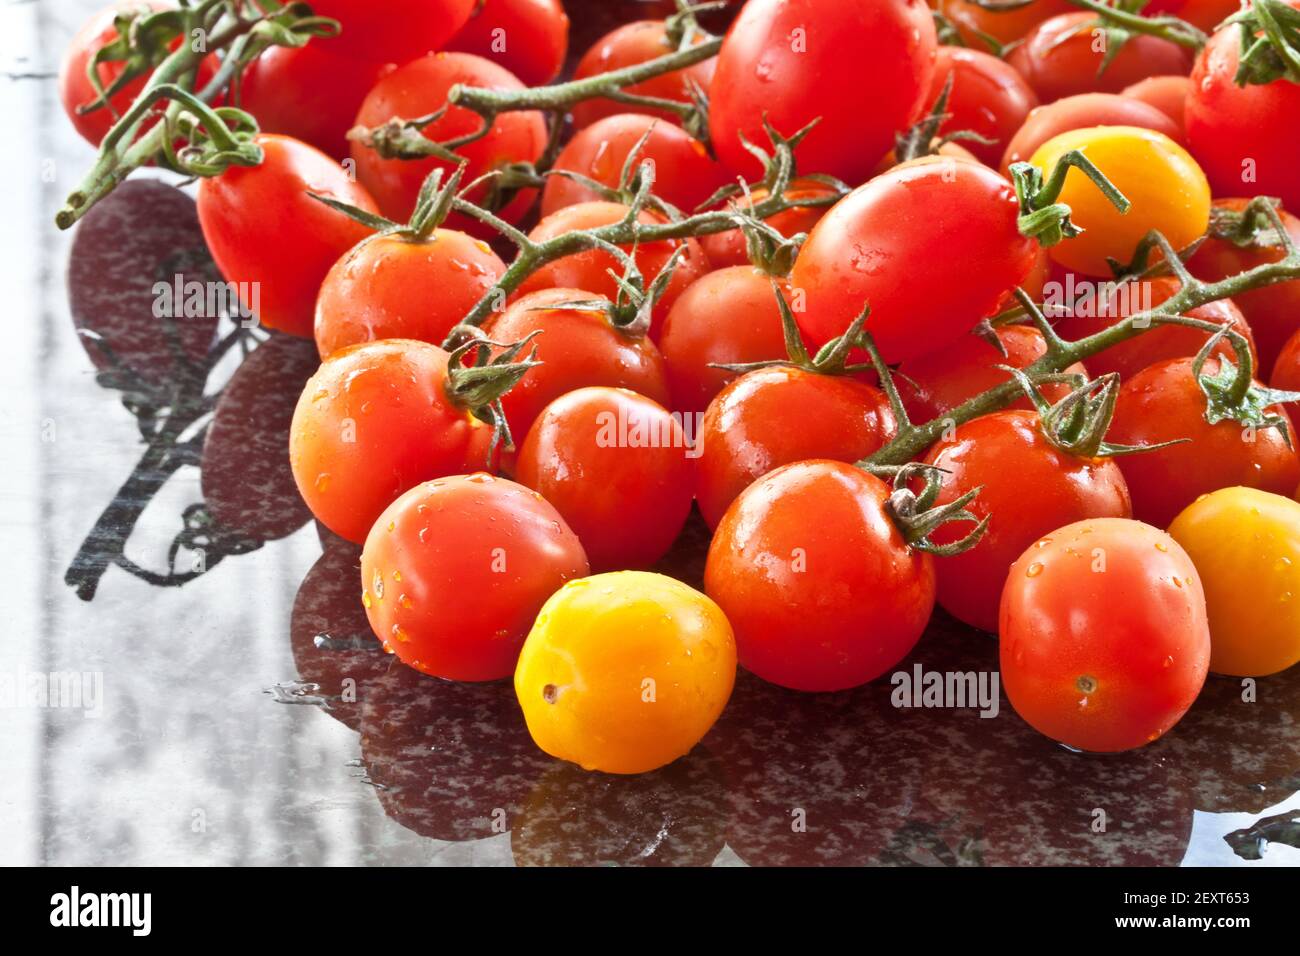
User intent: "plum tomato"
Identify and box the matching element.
[483,288,670,444]
[708,0,936,184]
[921,410,1132,633]
[1107,357,1300,528]
[705,460,935,692]
[362,473,590,682]
[314,227,506,359]
[658,268,790,414]
[515,571,736,774]
[516,387,695,571]
[541,114,728,217]
[1120,75,1191,138]
[351,52,547,227]
[196,134,379,337]
[308,0,476,63]
[289,339,496,544]
[446,0,569,86]
[999,92,1183,171]
[789,157,1035,363]
[698,178,838,269]
[1169,487,1300,677]
[924,46,1038,168]
[942,0,1074,47]
[1000,518,1210,752]
[1028,126,1210,277]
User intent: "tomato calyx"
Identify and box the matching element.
[698,117,849,216]
[1065,0,1206,70]
[77,5,186,119]
[539,245,688,340]
[872,462,990,557]
[1192,327,1300,444]
[311,164,467,242]
[717,288,873,378]
[1012,149,1132,248]
[544,123,687,221]
[444,331,543,460]
[892,75,996,166]
[1226,0,1300,86]
[1207,196,1293,250]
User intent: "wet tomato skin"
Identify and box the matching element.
[446,0,570,86]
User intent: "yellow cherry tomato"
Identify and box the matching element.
[514,571,737,775]
[1029,125,1211,277]
[1168,487,1300,677]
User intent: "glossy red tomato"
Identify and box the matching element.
[483,287,671,444]
[446,0,569,85]
[309,0,476,63]
[1108,357,1300,527]
[1000,518,1210,752]
[542,114,728,217]
[709,0,936,184]
[570,20,716,128]
[197,134,378,337]
[695,366,897,528]
[351,52,547,227]
[942,0,1074,47]
[705,460,935,692]
[1186,11,1300,213]
[1144,0,1242,31]
[361,473,589,681]
[1120,75,1190,138]
[790,157,1035,363]
[1273,328,1300,423]
[1007,13,1194,104]
[999,92,1183,171]
[698,178,838,269]
[515,201,709,336]
[924,46,1038,167]
[517,387,695,571]
[658,268,790,414]
[922,410,1132,633]
[314,228,506,358]
[289,339,496,544]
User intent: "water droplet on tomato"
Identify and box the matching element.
[1026,562,1044,578]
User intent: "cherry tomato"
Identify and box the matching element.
[1029,126,1210,277]
[705,460,935,692]
[517,387,695,570]
[923,410,1132,633]
[1007,13,1194,104]
[446,0,569,85]
[697,179,837,269]
[570,20,716,129]
[483,288,670,446]
[709,0,936,184]
[942,0,1074,47]
[362,473,589,681]
[658,267,789,414]
[1169,487,1300,677]
[1053,275,1255,380]
[1120,75,1190,138]
[289,339,495,543]
[924,46,1038,168]
[309,0,476,63]
[790,157,1035,363]
[1185,5,1300,212]
[197,134,378,337]
[1000,518,1210,752]
[351,52,547,228]
[240,43,393,160]
[1188,199,1300,379]
[541,114,728,217]
[515,571,736,774]
[1144,0,1241,31]
[515,201,709,336]
[1108,357,1300,527]
[999,92,1183,171]
[696,366,897,528]
[314,227,506,358]
[1273,327,1300,422]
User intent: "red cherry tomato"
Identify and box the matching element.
[790,157,1035,363]
[1000,518,1210,752]
[695,366,897,528]
[517,387,695,570]
[542,114,728,217]
[289,339,496,544]
[446,0,569,85]
[709,0,936,184]
[697,178,837,269]
[351,52,547,228]
[1272,328,1300,423]
[705,460,935,692]
[1000,92,1183,171]
[1108,357,1300,527]
[922,410,1132,633]
[658,267,790,414]
[1007,13,1194,104]
[1143,0,1241,31]
[1120,75,1190,138]
[314,227,506,358]
[309,0,476,63]
[483,287,671,444]
[361,473,589,681]
[570,20,716,129]
[924,46,1038,168]
[515,201,709,337]
[197,134,378,337]
[942,0,1074,47]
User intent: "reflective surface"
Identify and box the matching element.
[2,0,1298,868]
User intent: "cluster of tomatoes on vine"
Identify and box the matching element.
[58,0,1300,777]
